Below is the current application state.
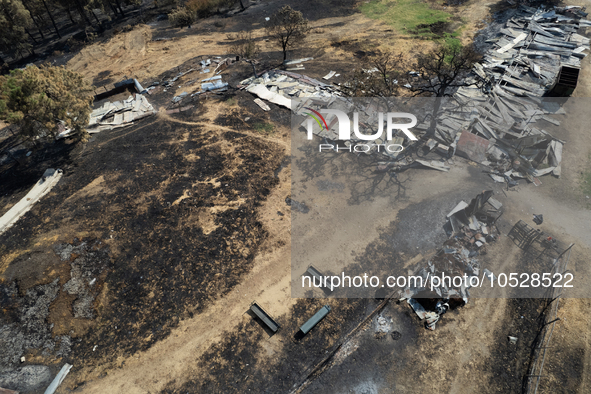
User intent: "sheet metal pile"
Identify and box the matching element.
[400,191,502,330]
[425,96,566,186]
[243,5,586,183]
[240,70,342,110]
[465,4,590,97]
[86,94,156,133]
[422,5,590,184]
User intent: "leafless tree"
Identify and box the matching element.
[345,52,404,97]
[229,30,260,60]
[407,43,480,138]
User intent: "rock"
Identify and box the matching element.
[0,365,52,392]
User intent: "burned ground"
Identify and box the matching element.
[2,0,591,393]
[0,94,285,390]
[0,136,79,219]
[301,297,547,394]
[161,298,373,394]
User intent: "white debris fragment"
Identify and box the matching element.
[0,169,63,236]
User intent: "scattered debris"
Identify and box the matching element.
[533,214,544,225]
[322,71,337,80]
[241,70,342,110]
[285,197,309,213]
[213,57,238,75]
[200,80,229,93]
[0,169,62,236]
[246,84,291,108]
[61,94,156,137]
[172,91,188,103]
[254,98,271,111]
[508,336,518,345]
[286,5,585,181]
[375,315,393,333]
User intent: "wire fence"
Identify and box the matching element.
[522,238,574,394]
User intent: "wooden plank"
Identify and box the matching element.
[478,105,504,125]
[498,97,526,119]
[414,159,450,172]
[527,43,573,56]
[529,21,558,38]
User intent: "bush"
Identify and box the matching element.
[229,31,260,59]
[186,0,215,18]
[169,0,237,25]
[253,122,274,135]
[168,6,196,27]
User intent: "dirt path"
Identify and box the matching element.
[157,108,290,150]
[17,1,591,392]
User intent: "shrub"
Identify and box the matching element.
[168,6,196,27]
[229,31,260,59]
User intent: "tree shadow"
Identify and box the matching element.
[0,130,78,198]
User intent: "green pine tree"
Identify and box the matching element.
[0,65,94,142]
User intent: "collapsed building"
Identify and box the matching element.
[86,94,156,134]
[243,5,589,187]
[426,4,589,185]
[399,191,503,330]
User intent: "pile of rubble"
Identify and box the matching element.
[227,6,586,187]
[85,94,156,134]
[466,4,590,97]
[400,191,502,330]
[145,57,237,104]
[422,95,566,186]
[240,70,342,110]
[420,5,588,185]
